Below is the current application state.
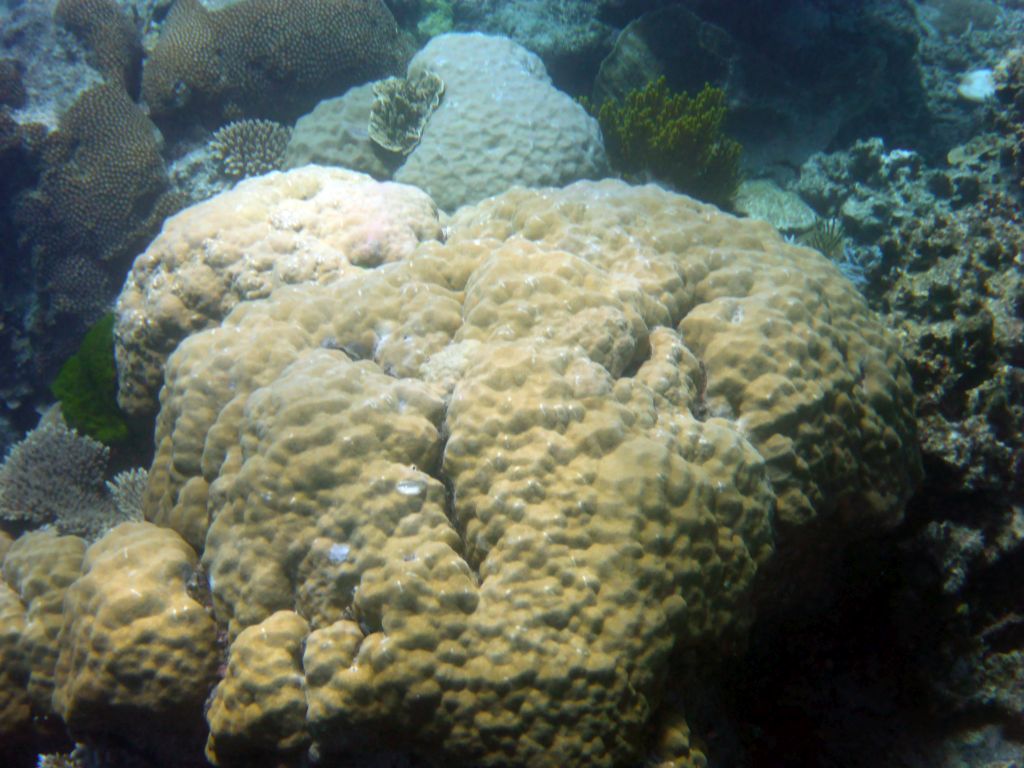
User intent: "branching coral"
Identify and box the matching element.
[210,119,292,180]
[584,77,742,208]
[0,420,109,534]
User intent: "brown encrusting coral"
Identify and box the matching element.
[54,0,142,96]
[141,0,405,126]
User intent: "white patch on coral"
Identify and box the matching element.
[956,69,996,102]
[327,543,351,564]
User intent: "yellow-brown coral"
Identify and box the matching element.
[120,170,919,766]
[53,522,219,745]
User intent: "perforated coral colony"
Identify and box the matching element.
[0,166,920,766]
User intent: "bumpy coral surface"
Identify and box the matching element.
[114,166,443,415]
[0,576,30,740]
[53,522,219,745]
[117,169,919,766]
[1,530,85,719]
[140,0,403,125]
[206,610,311,763]
[393,33,609,211]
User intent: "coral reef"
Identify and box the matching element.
[994,47,1024,189]
[209,119,292,180]
[590,1,934,171]
[3,167,922,765]
[2,529,86,724]
[450,0,615,93]
[882,192,1023,502]
[105,468,149,524]
[285,33,608,212]
[795,137,1022,505]
[0,417,140,542]
[141,0,404,127]
[732,179,817,234]
[584,77,741,207]
[0,1,105,130]
[785,130,1024,748]
[368,69,444,155]
[30,81,172,269]
[14,82,179,376]
[0,419,110,535]
[54,522,219,752]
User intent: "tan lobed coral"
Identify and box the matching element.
[52,522,220,745]
[114,166,444,415]
[0,576,30,741]
[119,169,920,766]
[205,610,311,763]
[1,530,86,718]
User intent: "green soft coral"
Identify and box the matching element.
[51,312,130,446]
[585,78,742,208]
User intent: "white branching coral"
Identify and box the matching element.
[105,467,148,523]
[0,420,109,530]
[0,420,144,540]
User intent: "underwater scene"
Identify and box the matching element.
[0,0,1022,766]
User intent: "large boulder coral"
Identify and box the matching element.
[114,168,919,765]
[393,33,609,211]
[283,33,609,212]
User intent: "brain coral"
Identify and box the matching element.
[119,168,920,766]
[140,0,403,126]
[393,33,610,212]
